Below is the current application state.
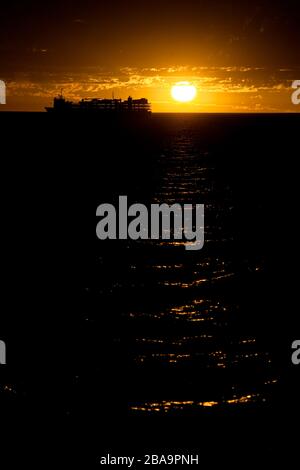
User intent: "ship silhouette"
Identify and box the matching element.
[46,93,151,115]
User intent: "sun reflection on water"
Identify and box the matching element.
[130,393,266,413]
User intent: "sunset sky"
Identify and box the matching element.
[1,0,299,111]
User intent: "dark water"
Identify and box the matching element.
[88,115,297,413]
[93,116,274,413]
[1,112,299,462]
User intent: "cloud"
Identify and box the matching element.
[2,65,299,111]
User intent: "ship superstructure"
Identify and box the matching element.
[46,94,151,114]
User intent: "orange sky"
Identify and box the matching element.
[1,1,300,112]
[2,65,300,112]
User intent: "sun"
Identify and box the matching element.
[171,82,197,103]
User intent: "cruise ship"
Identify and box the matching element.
[46,94,151,115]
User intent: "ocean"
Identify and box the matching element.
[1,112,299,462]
